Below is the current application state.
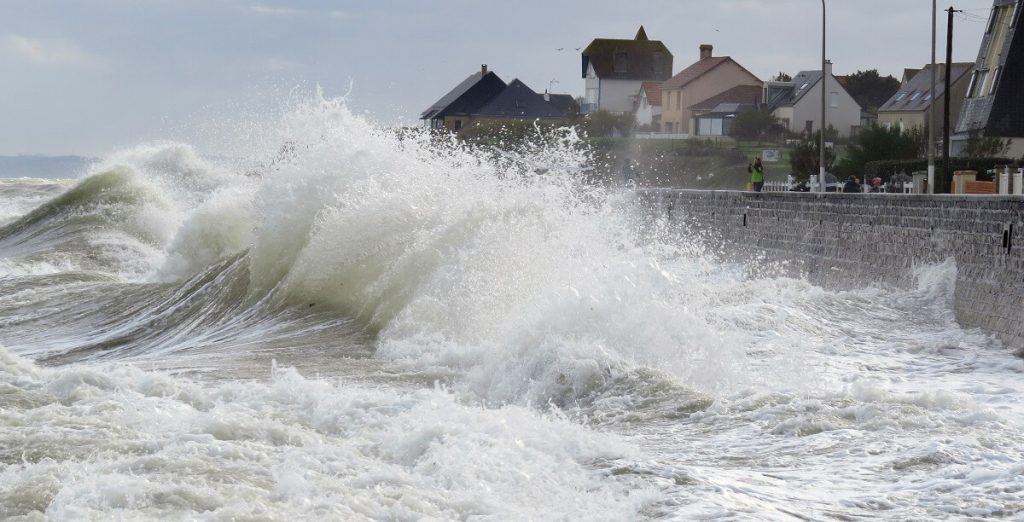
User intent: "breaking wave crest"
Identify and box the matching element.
[2,95,744,407]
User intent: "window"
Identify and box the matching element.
[805,120,814,133]
[986,6,999,34]
[698,118,724,136]
[966,71,979,98]
[453,120,463,130]
[990,66,1002,96]
[971,69,990,97]
[653,52,664,75]
[894,92,907,101]
[909,91,920,101]
[830,91,839,108]
[585,88,598,104]
[675,91,681,110]
[613,49,627,73]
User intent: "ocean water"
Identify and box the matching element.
[2,97,1023,520]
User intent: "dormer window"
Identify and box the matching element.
[986,5,1000,34]
[990,66,1002,95]
[613,49,628,73]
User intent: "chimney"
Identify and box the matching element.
[481,64,488,76]
[700,44,713,60]
[544,90,550,102]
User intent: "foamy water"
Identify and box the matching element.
[1,96,1023,520]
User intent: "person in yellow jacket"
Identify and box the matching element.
[748,157,764,192]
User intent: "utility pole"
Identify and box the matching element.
[820,0,827,192]
[928,1,936,194]
[943,6,961,193]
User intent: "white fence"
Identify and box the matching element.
[634,132,690,140]
[763,176,916,193]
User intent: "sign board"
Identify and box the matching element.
[762,149,780,162]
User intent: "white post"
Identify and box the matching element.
[999,167,1011,194]
[1013,168,1023,195]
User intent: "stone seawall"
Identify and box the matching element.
[638,190,1024,350]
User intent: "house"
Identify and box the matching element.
[473,79,578,121]
[634,81,662,129]
[877,63,974,132]
[659,45,761,135]
[688,84,762,137]
[420,66,577,131]
[581,26,673,115]
[953,0,1024,158]
[765,64,863,137]
[420,65,508,131]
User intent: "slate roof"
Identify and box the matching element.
[690,85,762,111]
[878,63,973,113]
[474,79,573,119]
[639,81,663,106]
[420,70,507,120]
[661,55,761,92]
[766,70,834,110]
[957,0,1024,137]
[581,26,673,81]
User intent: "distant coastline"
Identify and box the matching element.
[0,155,97,179]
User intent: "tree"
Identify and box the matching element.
[773,72,792,82]
[962,130,1012,159]
[730,109,783,142]
[790,131,836,181]
[843,69,900,112]
[838,125,925,177]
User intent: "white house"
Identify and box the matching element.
[634,81,662,128]
[580,26,673,114]
[765,63,863,137]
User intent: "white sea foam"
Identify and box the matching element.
[5,95,1024,519]
[0,345,654,520]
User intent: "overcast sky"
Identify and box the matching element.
[0,0,999,156]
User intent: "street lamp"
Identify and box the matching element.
[820,0,827,192]
[928,0,936,193]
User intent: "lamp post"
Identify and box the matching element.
[928,0,936,193]
[820,0,827,192]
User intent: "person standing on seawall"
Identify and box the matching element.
[748,157,764,192]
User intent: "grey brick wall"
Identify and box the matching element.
[638,190,1024,350]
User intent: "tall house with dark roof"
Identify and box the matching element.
[659,45,761,135]
[878,63,974,132]
[953,0,1024,158]
[581,26,673,115]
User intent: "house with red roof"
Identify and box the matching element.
[634,81,662,129]
[580,26,673,115]
[659,45,761,135]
